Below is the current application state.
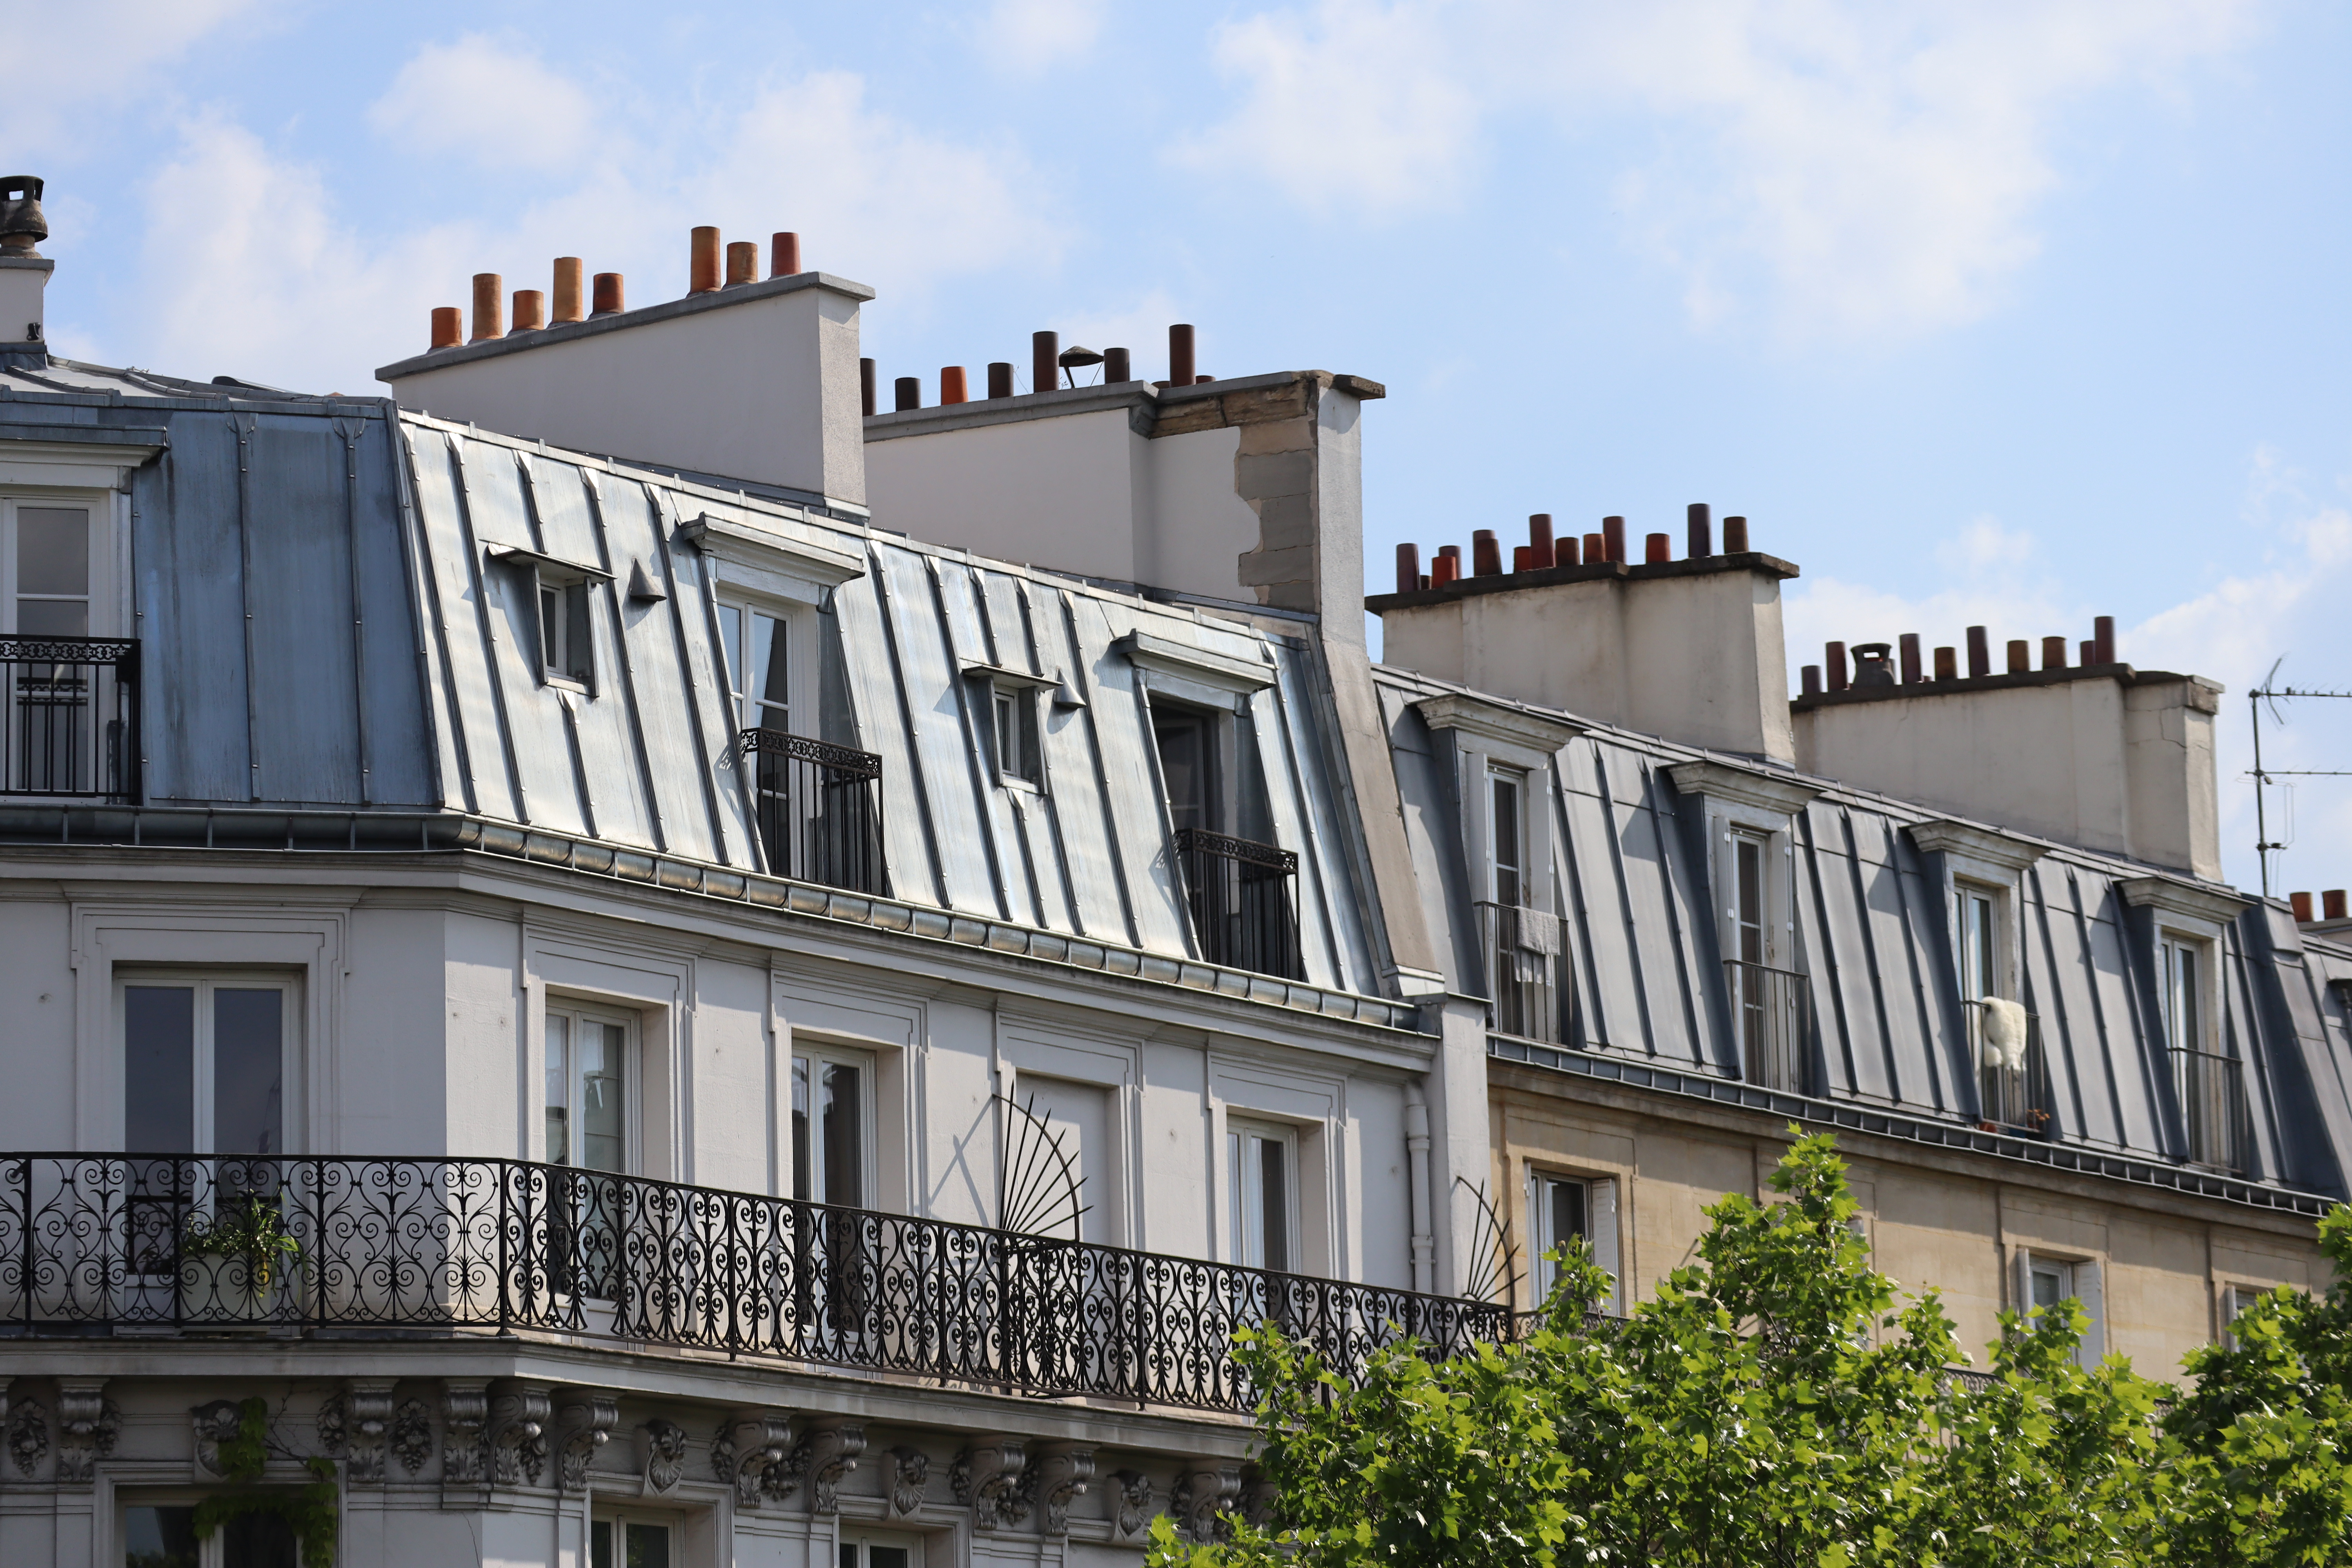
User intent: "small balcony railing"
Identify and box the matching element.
[2174,1048,2249,1173]
[0,1154,1501,1416]
[1969,1002,2054,1138]
[1173,828,1303,979]
[2,636,138,801]
[1727,960,1811,1092]
[1479,902,1570,1044]
[740,729,884,894]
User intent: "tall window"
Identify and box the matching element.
[1153,706,1215,833]
[537,577,593,686]
[2160,936,2202,1054]
[1731,835,1766,967]
[993,684,1041,786]
[1958,888,1999,1002]
[792,1045,869,1208]
[546,1007,629,1173]
[592,1512,675,1568]
[122,977,292,1155]
[1490,769,1524,907]
[1528,1170,1619,1312]
[718,603,790,733]
[8,503,91,635]
[2028,1256,2073,1314]
[1228,1120,1296,1273]
[125,1503,297,1568]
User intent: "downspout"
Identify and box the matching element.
[1404,1080,1434,1293]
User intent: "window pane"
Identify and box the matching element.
[592,1521,615,1568]
[1259,1136,1289,1273]
[15,597,87,636]
[1492,776,1521,906]
[870,1548,911,1568]
[2032,1265,2066,1309]
[1547,1178,1587,1256]
[626,1521,671,1568]
[581,1022,625,1173]
[822,1062,863,1207]
[1154,712,1209,833]
[792,1056,812,1201]
[565,584,593,683]
[1735,839,1763,965]
[124,1504,200,1568]
[541,586,563,672]
[546,1016,572,1165]
[18,507,89,595]
[223,1510,300,1568]
[840,1545,859,1568]
[754,612,789,724]
[212,988,284,1156]
[125,985,196,1153]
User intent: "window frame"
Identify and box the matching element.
[991,681,1043,789]
[2014,1246,2104,1366]
[3,493,110,639]
[122,1494,304,1568]
[1525,1166,1621,1315]
[1226,1117,1300,1274]
[1150,697,1225,835]
[1488,765,1527,909]
[791,1039,878,1210]
[543,1000,639,1175]
[839,1528,924,1568]
[2159,931,2213,1056]
[717,596,804,736]
[590,1506,684,1568]
[115,969,302,1158]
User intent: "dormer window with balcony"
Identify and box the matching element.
[3,488,138,801]
[1904,819,2056,1136]
[2123,874,2253,1173]
[1668,760,1822,1087]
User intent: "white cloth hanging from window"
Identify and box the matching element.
[1515,907,1560,957]
[1979,996,2028,1072]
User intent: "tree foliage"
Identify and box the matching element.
[1150,1130,2352,1568]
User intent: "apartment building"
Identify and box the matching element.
[0,183,2345,1568]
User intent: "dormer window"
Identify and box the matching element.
[488,544,612,694]
[719,602,791,733]
[1490,768,1525,907]
[993,684,1041,787]
[2120,875,2252,1174]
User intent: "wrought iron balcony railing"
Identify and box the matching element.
[1969,1002,2055,1138]
[1478,902,1571,1044]
[740,729,884,894]
[2,636,138,801]
[1173,829,1304,979]
[1728,960,1812,1093]
[2174,1048,2249,1173]
[0,1155,1501,1415]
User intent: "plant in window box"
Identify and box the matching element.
[180,1195,303,1323]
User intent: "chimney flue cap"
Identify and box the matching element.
[0,176,47,258]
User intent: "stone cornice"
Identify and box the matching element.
[1666,760,1821,818]
[1905,818,2049,872]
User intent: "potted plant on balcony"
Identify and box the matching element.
[180,1196,303,1325]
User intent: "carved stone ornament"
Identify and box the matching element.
[951,1437,1027,1532]
[191,1401,245,1480]
[441,1381,491,1487]
[1241,1464,1279,1531]
[55,1382,119,1486]
[1112,1470,1155,1540]
[554,1392,619,1494]
[640,1419,689,1495]
[319,1382,397,1483]
[882,1446,931,1517]
[7,1393,50,1479]
[711,1411,793,1510]
[1171,1461,1240,1544]
[1023,1443,1096,1536]
[788,1421,866,1514]
[488,1384,552,1488]
[392,1399,434,1477]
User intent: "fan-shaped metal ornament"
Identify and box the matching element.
[995,1092,1091,1242]
[1459,1177,1521,1305]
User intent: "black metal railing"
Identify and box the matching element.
[0,1155,1500,1415]
[2174,1049,2249,1173]
[1969,1002,2054,1138]
[1479,902,1570,1044]
[2,637,137,800]
[740,729,884,894]
[1727,960,1811,1092]
[1173,829,1303,979]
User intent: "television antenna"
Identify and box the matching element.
[2247,657,2352,897]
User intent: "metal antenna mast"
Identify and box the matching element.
[2246,658,2352,897]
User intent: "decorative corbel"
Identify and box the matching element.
[54,1380,118,1486]
[441,1380,491,1488]
[1024,1443,1096,1536]
[1111,1470,1156,1541]
[1240,1463,1279,1530]
[191,1401,245,1482]
[319,1381,397,1483]
[951,1437,1027,1532]
[4,1383,48,1481]
[639,1419,689,1495]
[882,1446,931,1517]
[1171,1461,1240,1543]
[488,1383,552,1488]
[786,1420,866,1513]
[554,1392,619,1494]
[711,1410,793,1510]
[391,1398,434,1478]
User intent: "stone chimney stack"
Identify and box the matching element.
[0,176,53,354]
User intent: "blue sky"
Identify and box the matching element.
[16,0,2352,897]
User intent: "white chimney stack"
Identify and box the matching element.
[0,176,52,352]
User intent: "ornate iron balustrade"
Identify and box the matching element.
[1,636,138,801]
[1728,959,1811,1093]
[740,729,884,894]
[1478,902,1571,1044]
[2174,1048,2249,1173]
[1969,1002,2055,1138]
[0,1155,1502,1415]
[1173,829,1303,979]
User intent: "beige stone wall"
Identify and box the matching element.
[1492,1075,2329,1383]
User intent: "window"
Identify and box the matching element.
[2017,1249,2103,1366]
[7,501,92,635]
[792,1044,871,1208]
[537,576,593,688]
[546,1006,631,1173]
[718,602,790,733]
[2028,1256,2072,1314]
[1528,1171,1620,1313]
[591,1513,675,1568]
[1153,706,1216,833]
[1228,1120,1296,1272]
[1490,769,1525,907]
[993,683,1041,786]
[1958,887,2000,1003]
[124,1503,296,1568]
[121,977,293,1155]
[840,1534,920,1568]
[2160,936,2202,1054]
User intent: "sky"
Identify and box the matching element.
[13,0,2351,898]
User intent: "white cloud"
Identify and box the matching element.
[367,34,601,172]
[1179,0,2259,340]
[973,0,1109,74]
[0,0,262,164]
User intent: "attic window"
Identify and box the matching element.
[993,684,1041,787]
[487,545,612,692]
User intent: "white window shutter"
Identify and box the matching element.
[1589,1179,1621,1314]
[2075,1261,2105,1368]
[2014,1247,2034,1315]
